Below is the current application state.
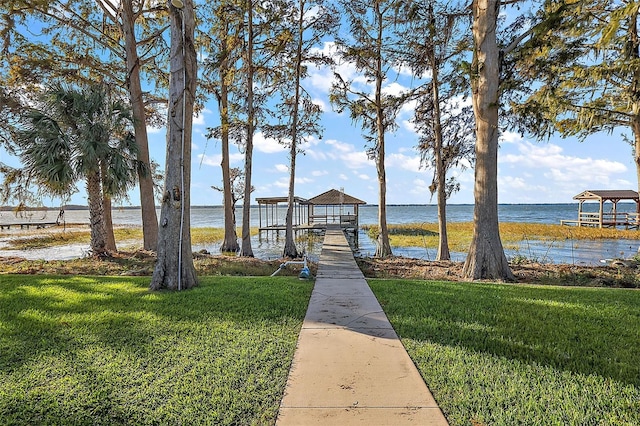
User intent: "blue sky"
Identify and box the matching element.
[184,39,636,207]
[1,14,635,208]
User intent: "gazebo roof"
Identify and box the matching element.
[573,190,639,202]
[256,196,308,205]
[307,189,366,206]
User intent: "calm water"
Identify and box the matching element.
[2,203,639,264]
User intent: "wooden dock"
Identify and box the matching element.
[0,221,59,230]
[561,212,640,229]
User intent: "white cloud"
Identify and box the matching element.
[339,174,349,180]
[254,132,287,153]
[297,176,314,184]
[147,125,164,135]
[500,131,524,144]
[409,178,431,196]
[193,108,211,126]
[313,97,328,112]
[273,178,289,189]
[325,138,353,153]
[382,82,409,97]
[273,175,314,189]
[387,153,422,173]
[312,170,329,177]
[197,152,244,167]
[274,164,289,173]
[357,173,371,180]
[501,140,627,189]
[324,139,371,169]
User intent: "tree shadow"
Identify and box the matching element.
[0,275,312,371]
[372,280,640,387]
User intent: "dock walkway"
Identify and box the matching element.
[277,226,448,425]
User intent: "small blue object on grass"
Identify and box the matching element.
[298,266,311,280]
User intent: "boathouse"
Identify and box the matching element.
[256,188,366,234]
[560,190,640,229]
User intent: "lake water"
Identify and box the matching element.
[2,203,639,264]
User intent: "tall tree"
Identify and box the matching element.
[204,0,244,253]
[511,1,640,193]
[11,82,138,256]
[0,0,167,251]
[236,0,291,257]
[98,0,164,251]
[240,0,257,257]
[403,0,474,261]
[264,0,337,258]
[150,0,197,290]
[331,0,407,258]
[211,166,254,246]
[462,0,515,280]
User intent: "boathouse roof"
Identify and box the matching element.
[306,189,366,206]
[573,190,639,202]
[255,196,308,205]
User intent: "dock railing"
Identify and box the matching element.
[561,212,640,229]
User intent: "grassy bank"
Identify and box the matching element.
[363,222,640,252]
[0,227,260,250]
[0,275,312,425]
[369,279,640,425]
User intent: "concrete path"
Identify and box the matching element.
[277,227,448,425]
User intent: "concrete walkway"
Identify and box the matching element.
[277,227,448,425]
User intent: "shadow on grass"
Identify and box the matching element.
[0,274,312,370]
[370,280,640,387]
[0,274,313,425]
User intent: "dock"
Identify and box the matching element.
[561,190,640,229]
[0,221,59,230]
[257,189,366,244]
[277,226,448,425]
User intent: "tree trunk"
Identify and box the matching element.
[283,0,305,260]
[633,112,640,196]
[121,0,159,252]
[150,0,198,290]
[103,193,117,252]
[240,0,255,257]
[86,170,107,257]
[374,1,391,258]
[100,161,117,252]
[431,67,450,260]
[631,8,640,196]
[462,0,514,281]
[283,151,299,258]
[426,5,450,261]
[219,35,239,253]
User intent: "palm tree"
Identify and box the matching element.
[15,82,138,257]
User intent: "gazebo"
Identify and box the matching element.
[561,190,640,229]
[306,188,366,229]
[256,188,366,237]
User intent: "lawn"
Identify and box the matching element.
[0,275,312,425]
[369,279,640,425]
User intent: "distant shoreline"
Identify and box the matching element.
[1,202,592,212]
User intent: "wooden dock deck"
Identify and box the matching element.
[0,221,60,230]
[560,212,640,229]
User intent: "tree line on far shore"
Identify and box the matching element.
[1,0,637,289]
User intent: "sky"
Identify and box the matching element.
[171,40,636,207]
[1,6,636,208]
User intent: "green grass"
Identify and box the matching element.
[369,279,640,425]
[0,275,312,425]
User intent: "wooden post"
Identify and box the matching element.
[599,199,603,228]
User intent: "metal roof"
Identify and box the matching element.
[307,189,366,206]
[256,196,308,205]
[573,190,639,201]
